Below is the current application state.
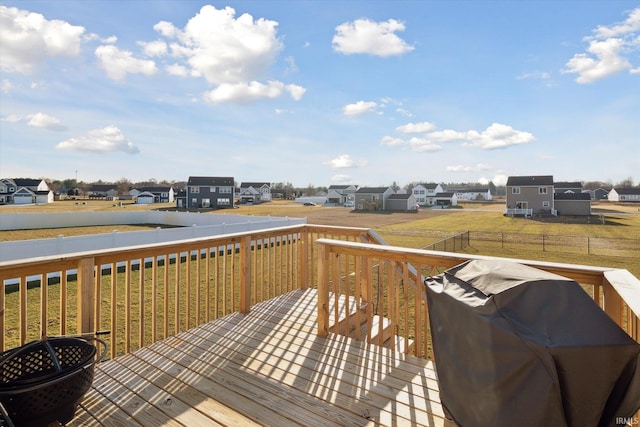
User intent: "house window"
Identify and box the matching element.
[190,187,200,194]
[542,201,550,207]
[218,198,230,205]
[220,187,232,194]
[202,198,211,208]
[539,187,548,194]
[512,187,520,194]
[191,198,198,206]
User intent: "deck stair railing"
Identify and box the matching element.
[316,238,640,360]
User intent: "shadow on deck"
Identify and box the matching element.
[70,289,453,427]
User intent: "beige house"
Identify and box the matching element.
[504,175,555,216]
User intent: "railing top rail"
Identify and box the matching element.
[0,224,373,271]
[315,238,620,284]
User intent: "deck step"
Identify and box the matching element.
[328,295,415,353]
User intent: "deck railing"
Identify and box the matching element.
[0,224,381,357]
[1,224,638,363]
[316,238,640,359]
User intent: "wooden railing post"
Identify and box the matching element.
[239,235,251,314]
[77,257,95,334]
[299,228,308,290]
[602,278,624,329]
[317,242,329,337]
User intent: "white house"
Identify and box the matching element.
[608,188,640,202]
[327,184,358,206]
[238,182,272,203]
[412,183,444,206]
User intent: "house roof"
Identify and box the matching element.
[506,175,554,186]
[90,184,117,192]
[328,185,355,190]
[613,187,640,195]
[356,187,390,194]
[13,178,43,187]
[554,181,582,189]
[388,193,412,200]
[435,192,455,197]
[136,186,172,193]
[415,183,440,190]
[555,193,590,201]
[240,182,270,188]
[188,176,234,186]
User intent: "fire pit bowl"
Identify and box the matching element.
[0,335,107,426]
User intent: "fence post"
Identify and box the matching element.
[317,241,329,338]
[77,257,95,334]
[239,235,251,314]
[299,228,308,290]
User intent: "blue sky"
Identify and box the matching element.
[1,1,638,187]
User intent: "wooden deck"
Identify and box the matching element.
[68,288,453,426]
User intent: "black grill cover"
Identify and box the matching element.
[425,259,640,427]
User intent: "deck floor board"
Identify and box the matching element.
[66,289,453,427]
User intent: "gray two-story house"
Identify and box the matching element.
[505,175,555,216]
[355,187,395,211]
[186,176,235,209]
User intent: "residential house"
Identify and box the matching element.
[608,187,640,202]
[387,193,417,212]
[452,187,492,201]
[186,176,235,209]
[0,178,52,204]
[0,179,17,204]
[238,182,272,204]
[326,185,357,206]
[87,184,119,199]
[354,187,394,211]
[504,175,555,216]
[135,191,156,204]
[175,189,187,208]
[554,182,582,194]
[412,183,443,206]
[554,193,591,216]
[434,192,458,207]
[593,188,610,200]
[130,186,174,203]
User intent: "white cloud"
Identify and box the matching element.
[380,135,406,147]
[385,121,534,152]
[138,39,168,57]
[332,18,414,57]
[56,126,140,154]
[0,5,85,73]
[27,112,67,131]
[461,123,535,149]
[95,45,157,81]
[149,5,304,103]
[343,100,378,116]
[203,81,306,103]
[447,163,491,172]
[408,137,441,152]
[158,6,282,85]
[2,112,67,131]
[563,7,639,83]
[166,63,189,77]
[396,121,436,134]
[324,154,367,169]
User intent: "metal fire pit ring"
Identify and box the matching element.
[0,333,108,427]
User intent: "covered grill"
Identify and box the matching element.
[425,259,640,427]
